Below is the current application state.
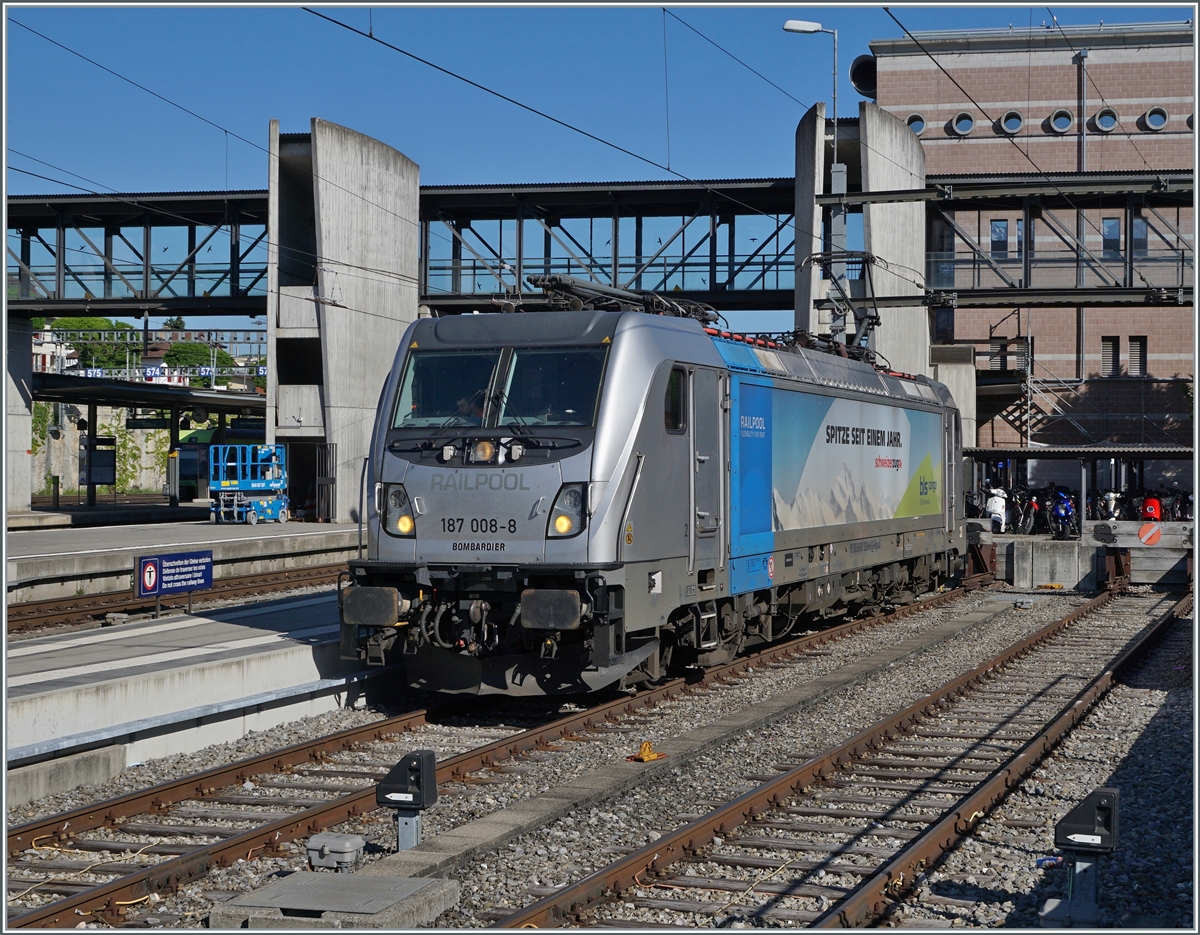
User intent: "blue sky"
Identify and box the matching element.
[6,4,1187,331]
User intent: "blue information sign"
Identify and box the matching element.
[136,550,214,598]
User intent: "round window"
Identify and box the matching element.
[1145,106,1169,131]
[1094,108,1119,133]
[951,111,975,136]
[1050,109,1074,133]
[906,113,926,135]
[1000,110,1024,134]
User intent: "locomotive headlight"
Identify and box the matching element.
[384,484,416,538]
[470,440,496,463]
[547,483,585,539]
[508,442,525,462]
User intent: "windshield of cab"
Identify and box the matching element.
[392,346,608,429]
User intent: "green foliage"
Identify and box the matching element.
[31,401,50,456]
[31,316,46,330]
[99,409,142,493]
[148,427,172,482]
[52,316,136,370]
[162,315,186,330]
[163,342,236,387]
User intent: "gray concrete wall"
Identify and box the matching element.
[266,119,281,446]
[7,317,33,514]
[931,353,978,444]
[793,103,825,334]
[310,118,419,522]
[859,102,929,377]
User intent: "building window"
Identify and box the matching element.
[906,113,926,135]
[1016,219,1024,259]
[951,112,975,136]
[1050,109,1074,133]
[1129,336,1147,377]
[1144,107,1169,131]
[1101,336,1120,376]
[999,110,1024,134]
[1132,217,1148,257]
[1094,108,1119,132]
[1102,218,1122,259]
[990,220,1009,259]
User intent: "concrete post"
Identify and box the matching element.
[6,316,34,514]
[794,103,826,334]
[86,402,98,508]
[168,407,179,508]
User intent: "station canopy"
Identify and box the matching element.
[32,372,264,414]
[965,445,1192,461]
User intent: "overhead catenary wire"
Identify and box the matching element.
[7,157,424,293]
[305,8,929,294]
[663,8,923,185]
[1045,8,1160,175]
[11,11,926,300]
[7,16,455,254]
[882,6,1156,289]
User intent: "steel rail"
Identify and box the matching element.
[491,586,1141,928]
[6,563,346,632]
[8,583,981,927]
[814,588,1192,927]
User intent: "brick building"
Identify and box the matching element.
[868,20,1193,481]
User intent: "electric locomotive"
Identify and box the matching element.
[341,277,968,695]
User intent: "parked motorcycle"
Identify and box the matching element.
[1140,491,1163,521]
[985,487,1008,534]
[1012,487,1037,535]
[1097,489,1124,521]
[1048,489,1077,540]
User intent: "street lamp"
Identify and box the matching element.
[785,19,848,343]
[783,19,838,165]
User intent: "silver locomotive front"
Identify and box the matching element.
[341,310,660,695]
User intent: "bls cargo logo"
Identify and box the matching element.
[919,477,939,496]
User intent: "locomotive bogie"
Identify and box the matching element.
[342,309,966,695]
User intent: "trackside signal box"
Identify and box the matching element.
[377,750,438,852]
[1055,787,1119,854]
[1040,787,1120,927]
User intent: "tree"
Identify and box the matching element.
[163,341,236,387]
[52,316,136,370]
[162,316,186,330]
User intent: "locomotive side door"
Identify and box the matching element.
[690,368,723,572]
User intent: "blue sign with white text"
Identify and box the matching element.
[136,550,213,597]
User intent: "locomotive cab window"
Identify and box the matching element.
[665,367,687,433]
[392,346,608,429]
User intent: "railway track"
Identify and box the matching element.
[491,587,1190,928]
[6,584,980,928]
[5,564,347,634]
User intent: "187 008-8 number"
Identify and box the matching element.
[440,517,518,534]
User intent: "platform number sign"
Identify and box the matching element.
[135,550,214,598]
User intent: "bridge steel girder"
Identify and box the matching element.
[8,171,1191,317]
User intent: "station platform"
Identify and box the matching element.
[7,503,209,530]
[991,521,1193,589]
[6,591,390,804]
[6,520,359,603]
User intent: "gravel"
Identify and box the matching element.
[430,588,1101,927]
[889,598,1193,930]
[17,586,1173,930]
